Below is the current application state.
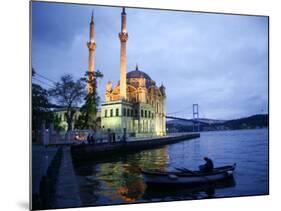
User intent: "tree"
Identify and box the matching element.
[32,83,53,130]
[32,67,54,142]
[53,114,66,131]
[32,68,53,130]
[76,70,103,129]
[49,74,85,131]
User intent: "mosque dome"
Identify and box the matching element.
[127,65,152,80]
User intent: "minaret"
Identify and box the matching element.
[87,10,96,94]
[119,7,128,100]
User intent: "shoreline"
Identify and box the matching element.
[71,132,200,161]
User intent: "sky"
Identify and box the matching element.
[31,1,268,120]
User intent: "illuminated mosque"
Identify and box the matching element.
[87,8,166,137]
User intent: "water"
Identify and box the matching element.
[72,128,269,206]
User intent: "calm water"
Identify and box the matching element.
[73,128,269,206]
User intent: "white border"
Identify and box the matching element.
[1,0,280,211]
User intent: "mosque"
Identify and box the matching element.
[87,8,166,137]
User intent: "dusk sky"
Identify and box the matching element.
[32,1,268,120]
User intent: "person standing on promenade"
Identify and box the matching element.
[107,129,112,143]
[87,133,91,144]
[91,132,95,144]
[122,128,127,143]
[112,131,116,143]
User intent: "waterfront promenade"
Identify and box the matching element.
[71,132,200,161]
[32,144,81,209]
[53,147,81,209]
[32,144,59,209]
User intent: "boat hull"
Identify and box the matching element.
[143,177,236,199]
[142,164,236,186]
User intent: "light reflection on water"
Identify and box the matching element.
[73,128,268,206]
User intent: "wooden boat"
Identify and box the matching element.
[141,164,236,186]
[143,177,236,199]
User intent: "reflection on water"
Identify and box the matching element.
[74,148,168,205]
[73,129,268,206]
[143,177,236,200]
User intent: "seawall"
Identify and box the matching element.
[71,133,200,161]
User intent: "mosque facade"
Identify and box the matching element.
[88,8,166,137]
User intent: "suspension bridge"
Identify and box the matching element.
[166,104,211,132]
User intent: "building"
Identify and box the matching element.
[102,64,166,137]
[53,107,80,131]
[53,108,101,131]
[93,8,166,137]
[52,8,166,136]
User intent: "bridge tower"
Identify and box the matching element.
[193,104,200,132]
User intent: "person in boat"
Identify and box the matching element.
[199,157,214,172]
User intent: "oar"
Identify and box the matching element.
[175,167,211,183]
[175,167,190,173]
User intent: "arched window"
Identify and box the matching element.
[157,102,159,113]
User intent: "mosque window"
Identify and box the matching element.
[157,102,159,113]
[145,110,147,118]
[116,108,119,116]
[123,108,126,116]
[105,109,108,117]
[110,109,113,117]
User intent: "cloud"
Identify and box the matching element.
[32,2,268,120]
